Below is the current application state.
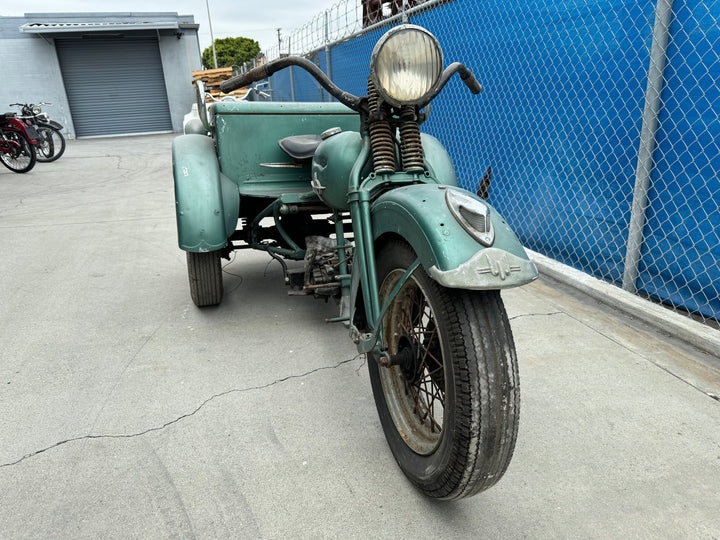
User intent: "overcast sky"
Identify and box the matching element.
[1,0,326,53]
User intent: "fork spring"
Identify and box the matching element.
[367,78,396,174]
[399,106,424,173]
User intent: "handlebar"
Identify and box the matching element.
[416,63,482,109]
[218,58,481,112]
[220,57,364,111]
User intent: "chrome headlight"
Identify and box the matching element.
[370,25,443,107]
[445,188,495,247]
[31,105,42,115]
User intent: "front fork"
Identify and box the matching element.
[342,132,420,363]
[352,258,420,366]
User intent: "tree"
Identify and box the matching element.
[202,36,260,69]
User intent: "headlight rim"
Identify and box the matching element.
[369,24,444,107]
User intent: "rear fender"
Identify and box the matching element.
[371,184,538,289]
[173,134,239,252]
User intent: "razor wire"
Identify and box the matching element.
[254,0,435,63]
[253,0,720,328]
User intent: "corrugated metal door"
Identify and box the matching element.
[56,37,173,137]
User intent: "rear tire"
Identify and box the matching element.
[0,133,36,173]
[369,239,520,499]
[187,251,223,307]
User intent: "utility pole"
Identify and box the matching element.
[206,0,218,68]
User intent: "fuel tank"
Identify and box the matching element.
[311,131,369,211]
[311,131,458,211]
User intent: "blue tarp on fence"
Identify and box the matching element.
[638,0,720,318]
[269,0,719,320]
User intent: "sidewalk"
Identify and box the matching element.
[1,135,718,538]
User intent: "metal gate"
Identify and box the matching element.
[56,37,173,137]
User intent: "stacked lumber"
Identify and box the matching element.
[192,67,248,101]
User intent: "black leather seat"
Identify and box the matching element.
[278,134,322,160]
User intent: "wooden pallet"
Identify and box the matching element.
[192,67,248,101]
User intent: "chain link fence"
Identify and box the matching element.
[256,0,719,327]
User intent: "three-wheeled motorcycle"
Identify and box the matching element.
[172,25,538,500]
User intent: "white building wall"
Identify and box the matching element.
[0,13,201,138]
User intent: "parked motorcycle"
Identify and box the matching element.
[10,102,66,162]
[0,112,38,173]
[173,25,538,499]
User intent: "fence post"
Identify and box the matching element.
[622,0,674,293]
[289,35,296,102]
[325,10,334,102]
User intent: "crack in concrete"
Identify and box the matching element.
[510,310,719,402]
[8,307,712,470]
[509,311,564,321]
[562,310,720,403]
[88,323,165,435]
[0,356,362,469]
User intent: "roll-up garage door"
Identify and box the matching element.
[56,37,173,137]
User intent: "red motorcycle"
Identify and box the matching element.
[10,102,66,163]
[0,113,38,173]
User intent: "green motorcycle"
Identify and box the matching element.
[173,24,538,500]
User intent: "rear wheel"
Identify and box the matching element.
[369,240,520,499]
[0,132,36,173]
[35,127,66,162]
[187,251,223,307]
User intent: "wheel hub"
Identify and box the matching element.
[389,335,421,384]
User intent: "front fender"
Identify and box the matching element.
[38,120,64,131]
[173,134,239,252]
[371,184,537,289]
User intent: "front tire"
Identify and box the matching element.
[187,251,223,307]
[35,127,66,162]
[369,240,520,499]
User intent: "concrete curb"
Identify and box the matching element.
[527,249,720,359]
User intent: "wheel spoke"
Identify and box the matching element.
[412,376,443,432]
[406,364,444,432]
[417,371,443,405]
[378,264,452,455]
[390,281,446,432]
[417,327,440,365]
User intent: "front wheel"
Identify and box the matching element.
[35,126,66,162]
[369,240,520,500]
[186,251,223,307]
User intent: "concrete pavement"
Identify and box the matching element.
[1,135,719,538]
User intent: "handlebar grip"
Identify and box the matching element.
[459,69,483,94]
[219,65,270,93]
